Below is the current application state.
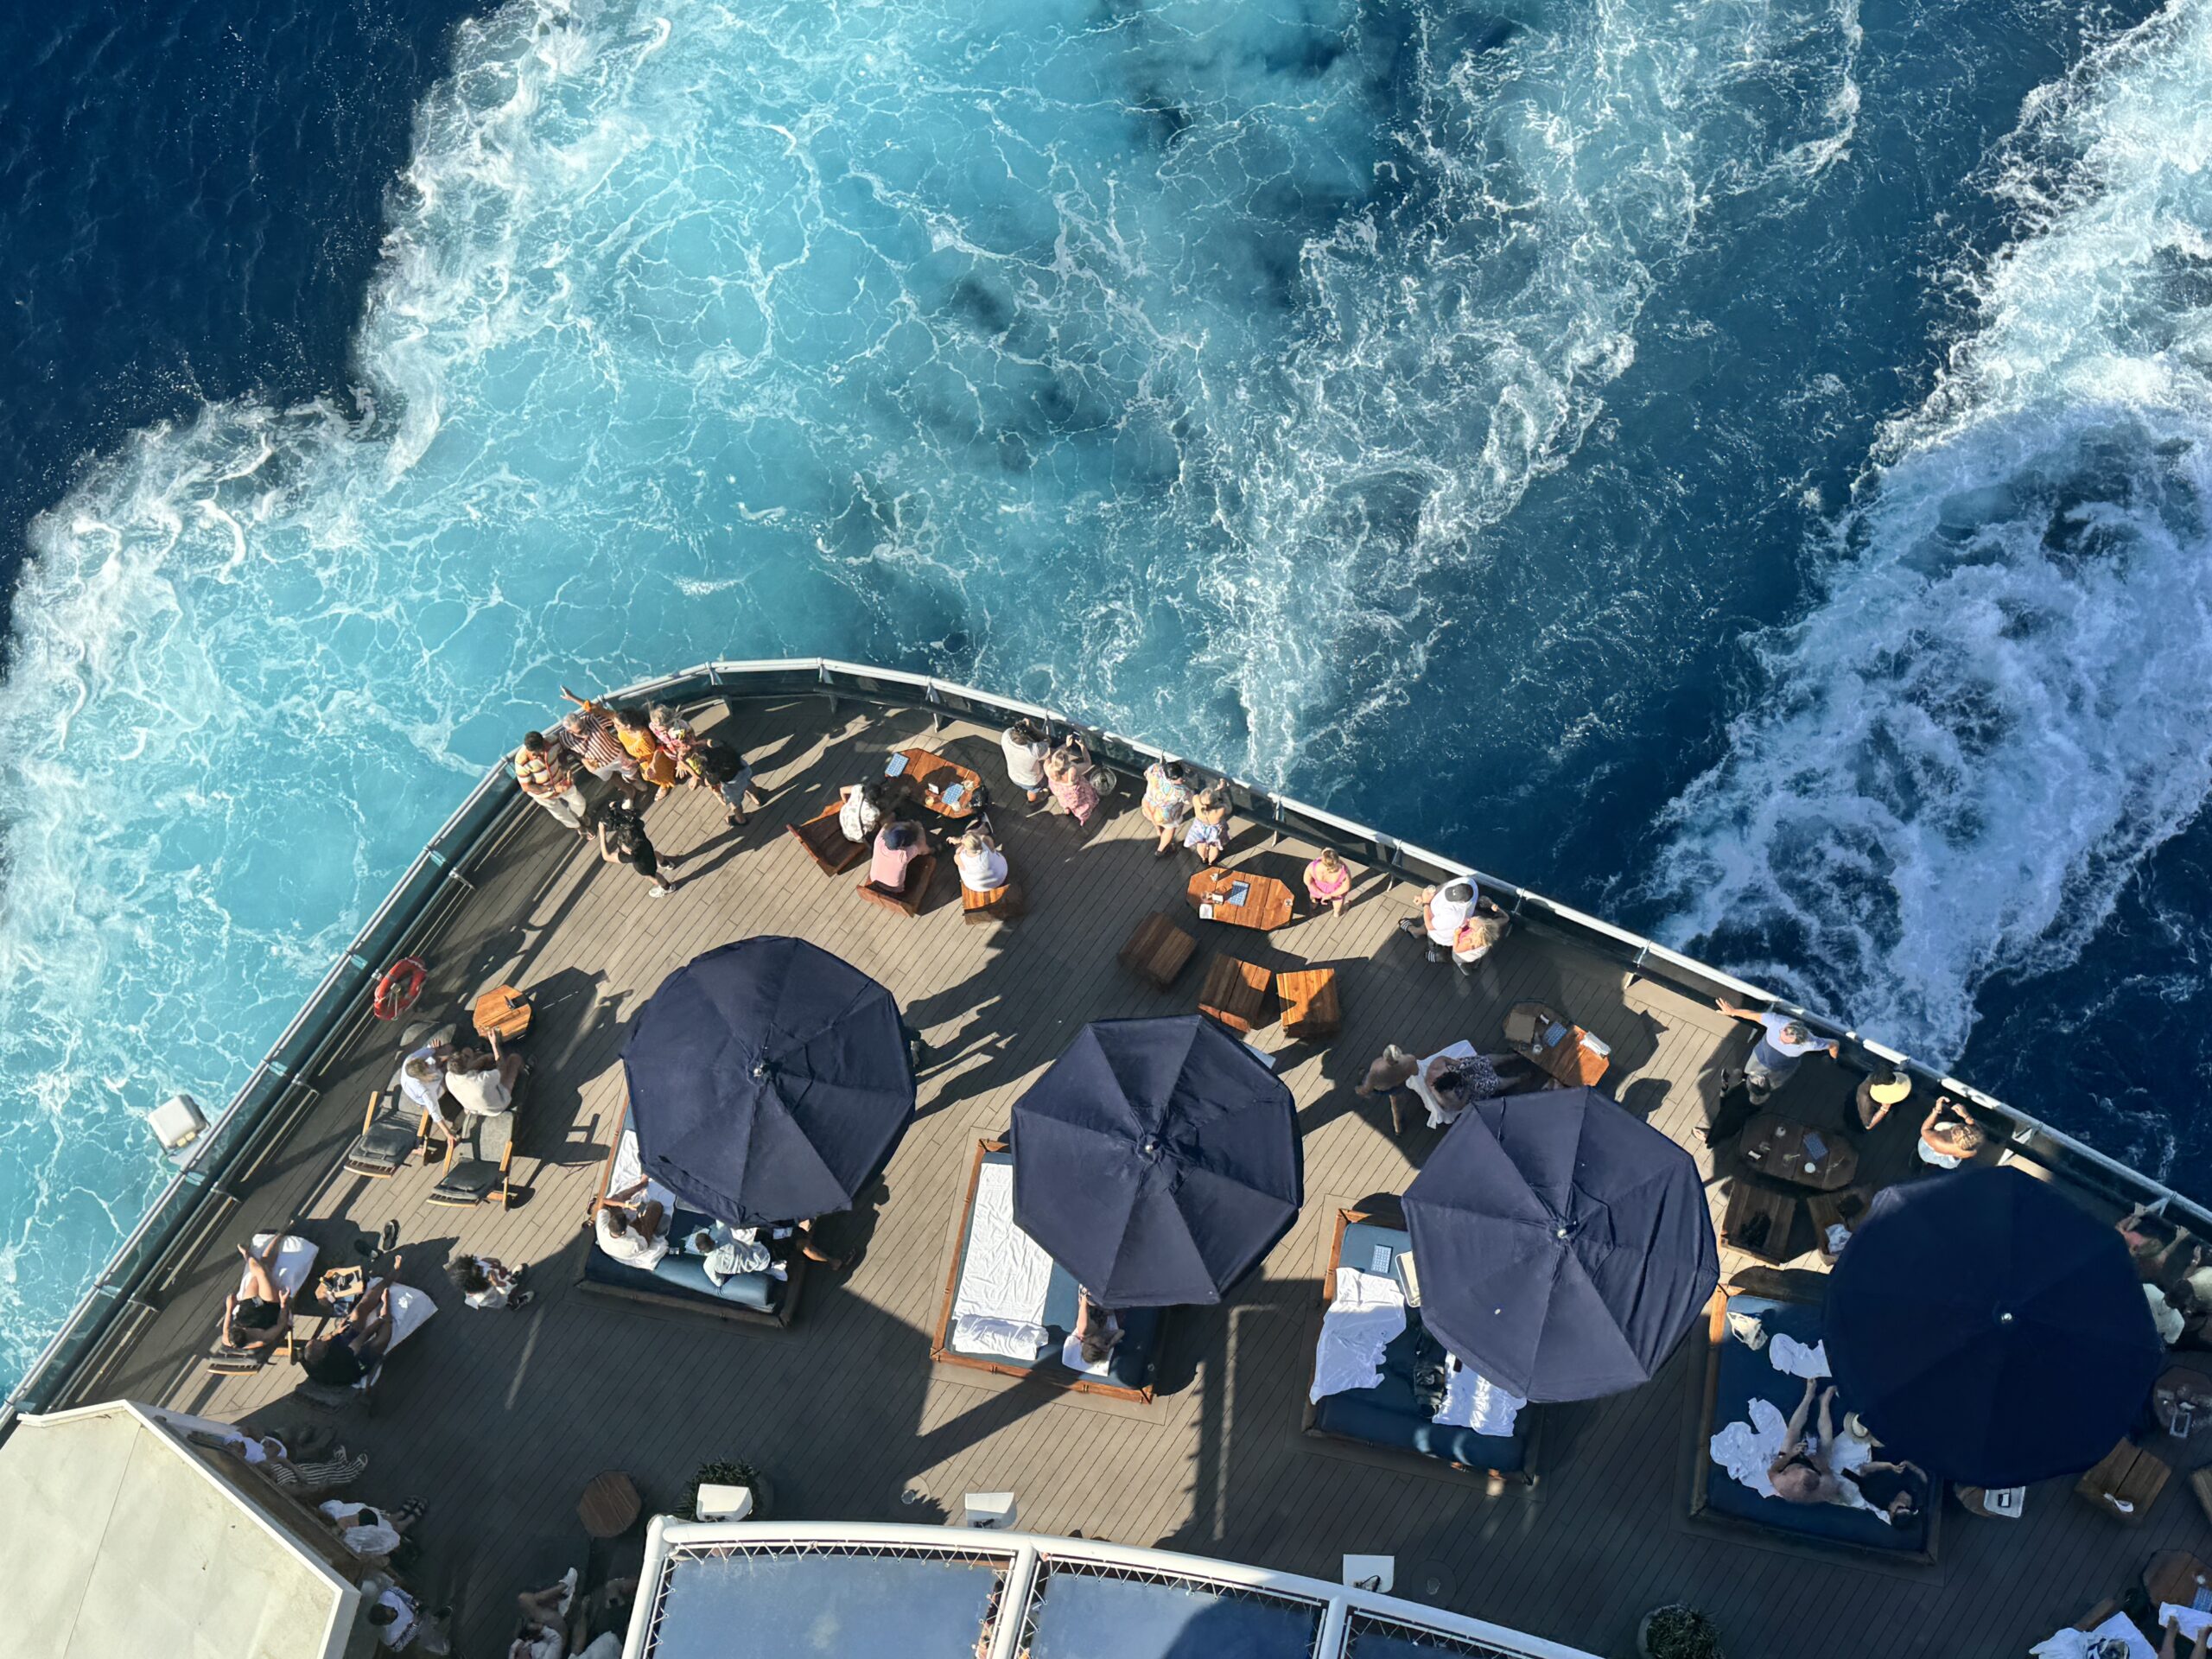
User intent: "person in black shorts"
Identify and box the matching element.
[300,1266,402,1387]
[593,798,676,898]
[1839,1457,1929,1525]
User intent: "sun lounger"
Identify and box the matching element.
[1300,1208,1538,1485]
[929,1140,1164,1403]
[205,1234,319,1375]
[340,1026,454,1179]
[571,1095,804,1328]
[1689,1287,1941,1562]
[296,1283,436,1414]
[789,800,869,874]
[425,1071,526,1209]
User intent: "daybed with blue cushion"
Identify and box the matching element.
[930,1140,1166,1403]
[1689,1285,1941,1563]
[1301,1207,1539,1485]
[573,1096,806,1329]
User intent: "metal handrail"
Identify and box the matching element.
[7,656,2201,1431]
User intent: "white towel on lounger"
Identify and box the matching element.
[240,1235,320,1300]
[951,1161,1052,1360]
[1432,1354,1523,1436]
[612,1129,678,1215]
[1310,1268,1407,1402]
[1767,1333,1829,1378]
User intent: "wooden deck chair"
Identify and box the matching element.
[341,1026,454,1179]
[426,1103,518,1209]
[205,1234,319,1375]
[789,799,869,874]
[857,853,938,918]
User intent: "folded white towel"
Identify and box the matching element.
[1310,1268,1407,1402]
[1432,1355,1524,1436]
[951,1162,1052,1361]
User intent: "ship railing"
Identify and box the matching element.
[5,655,2201,1431]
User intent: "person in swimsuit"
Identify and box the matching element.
[1768,1376,1842,1503]
[1918,1095,1986,1168]
[1305,849,1353,916]
[221,1235,296,1354]
[300,1264,403,1388]
[1182,786,1231,866]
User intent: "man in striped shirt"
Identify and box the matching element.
[513,732,588,835]
[558,685,647,804]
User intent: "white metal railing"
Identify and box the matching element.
[626,1520,1599,1659]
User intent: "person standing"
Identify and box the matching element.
[1715,998,1840,1104]
[1396,880,1478,964]
[1001,719,1052,804]
[594,798,676,898]
[1047,737,1103,827]
[664,721,760,826]
[609,705,680,798]
[514,733,588,836]
[556,688,647,803]
[1141,760,1195,855]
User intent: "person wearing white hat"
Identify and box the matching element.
[1855,1070,1913,1131]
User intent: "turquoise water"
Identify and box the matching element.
[5,0,2212,1384]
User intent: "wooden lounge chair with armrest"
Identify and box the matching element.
[857,853,938,918]
[789,799,869,874]
[341,1024,455,1179]
[294,1283,437,1416]
[205,1234,321,1375]
[425,1090,522,1211]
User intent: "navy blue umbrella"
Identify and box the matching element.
[1826,1166,2164,1486]
[1010,1015,1302,1306]
[622,937,915,1226]
[1404,1089,1719,1402]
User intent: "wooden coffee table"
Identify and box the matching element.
[1510,1004,1609,1088]
[1738,1113,1859,1192]
[1186,869,1294,931]
[891,748,985,818]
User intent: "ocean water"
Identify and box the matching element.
[0,0,2204,1387]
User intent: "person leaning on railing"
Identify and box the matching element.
[1714,996,1839,1105]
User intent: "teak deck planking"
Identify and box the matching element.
[55,693,2212,1659]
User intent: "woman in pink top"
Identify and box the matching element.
[1304,849,1353,915]
[1046,737,1103,825]
[868,820,929,893]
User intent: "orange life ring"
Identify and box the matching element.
[372,957,427,1021]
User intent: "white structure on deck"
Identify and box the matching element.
[625,1519,1600,1659]
[0,1400,366,1659]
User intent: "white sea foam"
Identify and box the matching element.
[1653,0,2212,1061]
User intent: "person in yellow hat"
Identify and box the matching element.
[1855,1069,1912,1131]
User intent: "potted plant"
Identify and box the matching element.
[681,1459,773,1522]
[1637,1605,1721,1659]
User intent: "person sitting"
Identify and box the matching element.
[1855,1069,1913,1131]
[1768,1376,1842,1503]
[1917,1095,1986,1168]
[1046,738,1103,826]
[1001,719,1052,805]
[222,1236,298,1355]
[1182,786,1231,867]
[1396,879,1477,964]
[398,1038,458,1134]
[868,820,931,894]
[1839,1458,1928,1526]
[1141,759,1195,855]
[448,1254,531,1310]
[1074,1288,1122,1367]
[364,1577,447,1653]
[300,1265,403,1388]
[510,1572,578,1659]
[1304,849,1354,916]
[839,779,891,842]
[1451,897,1510,972]
[594,1180,670,1270]
[444,1046,522,1117]
[953,826,1007,893]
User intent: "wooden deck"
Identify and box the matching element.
[71,692,2212,1657]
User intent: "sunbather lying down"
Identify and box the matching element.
[1768,1376,1842,1504]
[301,1263,402,1386]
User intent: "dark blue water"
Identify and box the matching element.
[0,0,2206,1386]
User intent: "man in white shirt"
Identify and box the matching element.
[1397,879,1478,963]
[1716,998,1840,1103]
[445,1047,522,1116]
[594,1180,671,1270]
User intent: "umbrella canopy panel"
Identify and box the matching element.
[1403,1090,1719,1402]
[1826,1167,2164,1486]
[1011,1015,1303,1307]
[623,937,916,1227]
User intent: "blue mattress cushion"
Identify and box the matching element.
[1310,1221,1529,1472]
[1704,1295,1931,1554]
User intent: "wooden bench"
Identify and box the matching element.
[1720,1179,1799,1266]
[1198,957,1271,1033]
[1120,912,1196,988]
[856,853,938,917]
[1275,968,1339,1040]
[789,800,868,874]
[1805,1185,1871,1263]
[962,883,1023,925]
[2076,1439,2171,1524]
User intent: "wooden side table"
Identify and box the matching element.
[1276,969,1339,1040]
[474,984,532,1048]
[2075,1440,2171,1523]
[1198,957,1272,1033]
[578,1470,641,1538]
[1121,913,1196,988]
